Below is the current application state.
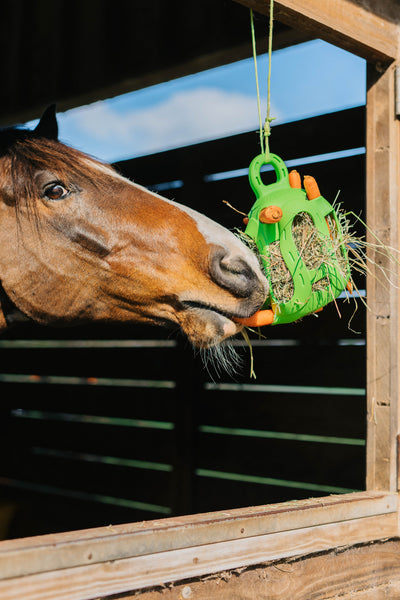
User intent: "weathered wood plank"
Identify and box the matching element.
[0,512,397,600]
[128,538,400,600]
[235,0,399,62]
[0,492,395,580]
[366,62,400,491]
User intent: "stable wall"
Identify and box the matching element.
[0,107,366,537]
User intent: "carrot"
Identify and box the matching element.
[259,205,283,224]
[325,216,334,240]
[289,169,301,189]
[234,309,275,327]
[303,175,321,200]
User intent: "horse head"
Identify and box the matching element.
[0,106,268,349]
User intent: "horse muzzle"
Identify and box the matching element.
[209,246,268,305]
[178,245,268,348]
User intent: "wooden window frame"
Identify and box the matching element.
[0,1,399,598]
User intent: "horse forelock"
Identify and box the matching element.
[0,129,116,216]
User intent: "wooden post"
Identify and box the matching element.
[366,61,400,492]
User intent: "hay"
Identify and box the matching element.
[236,209,352,306]
[267,211,350,304]
[232,200,400,380]
[235,203,399,317]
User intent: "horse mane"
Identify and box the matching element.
[0,126,116,218]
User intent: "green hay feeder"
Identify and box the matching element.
[239,153,351,326]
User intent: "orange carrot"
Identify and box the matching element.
[259,205,283,224]
[289,169,301,189]
[325,216,334,240]
[303,175,321,200]
[234,309,275,327]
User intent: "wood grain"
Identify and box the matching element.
[235,0,399,62]
[128,539,400,600]
[0,492,395,579]
[366,62,400,492]
[0,512,397,600]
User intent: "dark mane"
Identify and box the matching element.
[0,126,117,218]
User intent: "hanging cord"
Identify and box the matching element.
[250,0,275,158]
[264,0,274,157]
[250,9,265,155]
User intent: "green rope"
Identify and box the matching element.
[250,1,275,159]
[264,0,275,157]
[250,9,265,155]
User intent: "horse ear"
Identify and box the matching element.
[34,105,58,140]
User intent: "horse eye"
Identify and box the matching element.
[44,183,69,200]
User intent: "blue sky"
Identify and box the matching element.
[35,39,366,163]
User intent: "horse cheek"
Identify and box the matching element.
[0,212,91,323]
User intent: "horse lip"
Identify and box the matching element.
[180,300,252,322]
[179,301,241,344]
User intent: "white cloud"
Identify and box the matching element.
[61,87,273,159]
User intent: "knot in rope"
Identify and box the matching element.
[250,0,274,159]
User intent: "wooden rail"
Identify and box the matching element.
[0,492,396,599]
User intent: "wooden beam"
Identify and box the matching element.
[366,61,400,491]
[234,0,399,62]
[0,511,397,600]
[0,492,396,599]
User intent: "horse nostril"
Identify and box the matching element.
[210,248,262,298]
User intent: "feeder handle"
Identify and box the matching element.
[248,153,290,199]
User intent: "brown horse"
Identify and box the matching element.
[0,106,267,350]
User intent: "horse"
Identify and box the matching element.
[0,106,268,353]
